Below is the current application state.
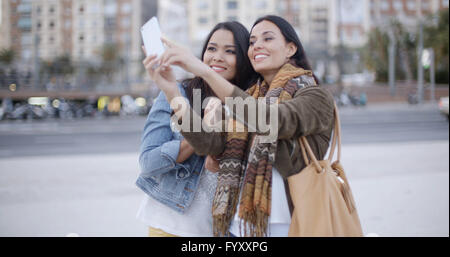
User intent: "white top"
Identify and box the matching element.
[136,169,218,237]
[229,167,291,237]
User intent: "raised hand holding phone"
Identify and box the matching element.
[141,17,185,115]
[141,17,165,58]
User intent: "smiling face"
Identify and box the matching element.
[202,29,237,81]
[248,20,297,83]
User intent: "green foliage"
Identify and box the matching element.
[362,9,449,83]
[98,43,124,81]
[0,48,16,66]
[424,9,449,83]
[362,28,390,82]
[41,55,75,76]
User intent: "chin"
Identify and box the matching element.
[253,65,269,74]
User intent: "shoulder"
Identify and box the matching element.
[294,74,317,90]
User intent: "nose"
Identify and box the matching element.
[212,53,224,62]
[252,39,263,51]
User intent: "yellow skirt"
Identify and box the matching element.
[148,227,179,237]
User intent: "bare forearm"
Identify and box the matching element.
[201,69,235,102]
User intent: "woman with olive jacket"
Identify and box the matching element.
[155,15,335,237]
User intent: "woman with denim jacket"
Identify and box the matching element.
[151,15,335,237]
[136,21,257,237]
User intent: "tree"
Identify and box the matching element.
[99,43,124,83]
[362,27,390,82]
[0,48,15,67]
[363,10,449,84]
[363,21,418,83]
[40,55,75,89]
[0,48,16,89]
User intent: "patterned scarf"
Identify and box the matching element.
[212,63,313,237]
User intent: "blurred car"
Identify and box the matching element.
[438,96,449,120]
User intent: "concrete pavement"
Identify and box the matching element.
[0,139,448,237]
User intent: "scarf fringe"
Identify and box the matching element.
[239,208,268,237]
[212,187,240,237]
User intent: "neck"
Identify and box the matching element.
[261,71,277,86]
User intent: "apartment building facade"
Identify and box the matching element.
[186,0,448,52]
[1,0,156,79]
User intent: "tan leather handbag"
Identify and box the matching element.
[287,103,363,237]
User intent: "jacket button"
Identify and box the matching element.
[179,171,185,178]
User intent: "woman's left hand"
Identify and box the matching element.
[160,37,210,78]
[205,155,220,173]
[142,46,177,94]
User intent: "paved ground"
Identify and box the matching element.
[0,140,447,237]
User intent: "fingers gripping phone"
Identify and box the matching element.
[141,17,165,58]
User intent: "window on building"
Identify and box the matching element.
[121,17,131,28]
[79,34,84,42]
[198,17,208,24]
[49,36,55,44]
[254,0,267,9]
[37,21,42,30]
[197,0,208,9]
[105,33,114,44]
[442,0,449,7]
[121,33,131,44]
[393,1,402,11]
[22,48,32,60]
[65,20,71,29]
[422,0,430,11]
[227,16,238,21]
[370,0,375,10]
[49,21,55,29]
[105,0,117,16]
[352,29,360,41]
[49,5,55,14]
[407,0,416,11]
[21,33,32,45]
[79,5,84,14]
[36,5,41,15]
[18,17,32,30]
[90,3,100,14]
[105,17,116,29]
[121,3,132,14]
[227,0,238,10]
[380,0,390,11]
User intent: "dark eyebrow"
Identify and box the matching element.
[250,31,276,39]
[208,42,236,48]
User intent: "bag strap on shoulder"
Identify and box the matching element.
[298,101,341,173]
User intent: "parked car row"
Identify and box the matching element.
[0,95,152,121]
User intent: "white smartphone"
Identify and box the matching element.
[140,17,165,58]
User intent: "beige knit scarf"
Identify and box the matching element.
[212,63,313,237]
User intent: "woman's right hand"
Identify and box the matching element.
[159,37,210,78]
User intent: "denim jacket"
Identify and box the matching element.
[135,83,205,214]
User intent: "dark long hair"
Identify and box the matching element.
[251,15,320,85]
[183,21,258,117]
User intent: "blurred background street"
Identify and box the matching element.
[0,0,449,237]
